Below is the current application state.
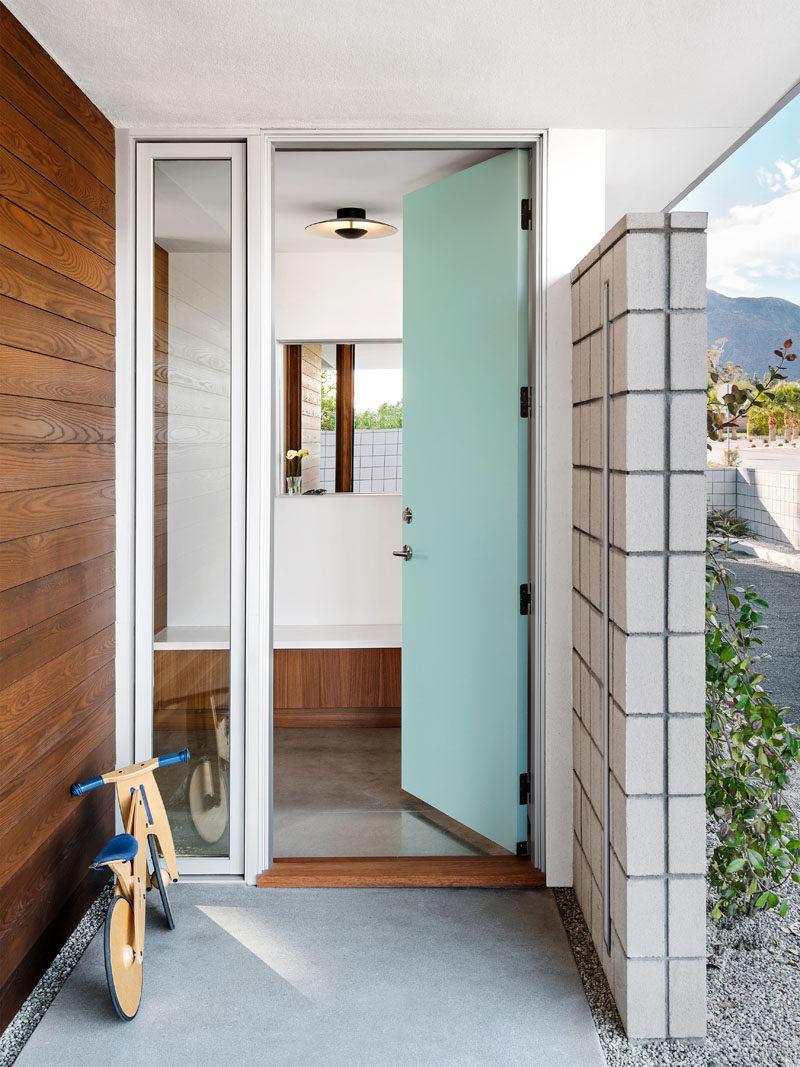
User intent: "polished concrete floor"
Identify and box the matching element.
[17,883,605,1066]
[274,728,510,857]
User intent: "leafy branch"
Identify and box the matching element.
[707,338,795,443]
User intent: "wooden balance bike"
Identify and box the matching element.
[71,749,189,1020]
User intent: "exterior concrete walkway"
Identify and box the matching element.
[17,884,604,1067]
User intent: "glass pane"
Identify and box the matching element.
[151,159,232,857]
[353,343,402,493]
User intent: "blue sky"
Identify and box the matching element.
[679,93,800,306]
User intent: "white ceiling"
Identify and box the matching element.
[6,0,799,133]
[274,149,499,253]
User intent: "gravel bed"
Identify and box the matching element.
[0,883,112,1067]
[556,768,800,1067]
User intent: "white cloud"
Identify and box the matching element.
[707,173,800,299]
[756,156,800,195]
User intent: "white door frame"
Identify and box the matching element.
[116,128,547,884]
[262,129,547,871]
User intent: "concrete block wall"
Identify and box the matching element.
[705,467,737,510]
[320,429,403,493]
[706,467,800,550]
[737,469,800,549]
[571,213,708,1040]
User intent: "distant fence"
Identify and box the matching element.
[706,467,800,550]
[320,429,402,493]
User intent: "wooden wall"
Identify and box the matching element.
[284,342,322,491]
[299,343,321,490]
[0,4,116,1028]
[153,243,168,634]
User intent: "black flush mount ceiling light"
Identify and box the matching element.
[305,207,397,241]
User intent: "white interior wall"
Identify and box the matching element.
[274,494,401,625]
[274,247,403,628]
[543,129,607,885]
[276,251,401,340]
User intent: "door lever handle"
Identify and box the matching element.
[393,545,412,561]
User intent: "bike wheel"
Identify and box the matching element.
[188,759,228,844]
[148,835,175,931]
[104,895,142,1021]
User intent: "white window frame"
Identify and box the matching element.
[132,141,248,876]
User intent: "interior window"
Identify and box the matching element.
[283,341,402,494]
[353,343,403,494]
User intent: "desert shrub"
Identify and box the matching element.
[707,509,752,541]
[706,541,800,918]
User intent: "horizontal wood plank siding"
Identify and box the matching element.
[0,479,115,542]
[0,248,116,334]
[0,96,113,225]
[0,293,115,364]
[0,146,115,261]
[0,4,116,1028]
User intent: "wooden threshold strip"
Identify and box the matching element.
[257,856,546,888]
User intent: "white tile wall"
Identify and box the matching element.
[320,429,402,493]
[705,467,800,550]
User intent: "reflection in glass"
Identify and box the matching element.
[151,159,232,857]
[353,343,402,494]
[282,342,403,494]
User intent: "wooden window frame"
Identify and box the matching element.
[283,342,355,492]
[283,343,302,481]
[335,343,355,493]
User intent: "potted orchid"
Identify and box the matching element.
[285,448,308,494]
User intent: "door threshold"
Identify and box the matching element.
[257,855,546,888]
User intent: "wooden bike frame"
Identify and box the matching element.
[95,758,180,959]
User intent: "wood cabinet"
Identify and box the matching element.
[274,648,401,726]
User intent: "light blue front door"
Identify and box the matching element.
[401,150,529,853]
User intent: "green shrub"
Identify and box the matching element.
[706,542,800,918]
[707,509,752,541]
[354,400,403,429]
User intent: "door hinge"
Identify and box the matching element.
[520,385,531,418]
[519,771,531,806]
[519,582,532,616]
[521,197,533,230]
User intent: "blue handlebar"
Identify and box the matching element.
[71,750,189,796]
[158,748,190,767]
[70,775,104,797]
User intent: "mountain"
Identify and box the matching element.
[706,290,800,380]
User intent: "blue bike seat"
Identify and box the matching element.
[91,833,138,868]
